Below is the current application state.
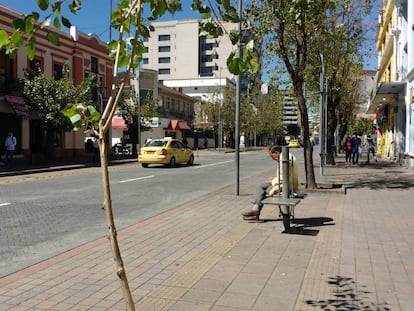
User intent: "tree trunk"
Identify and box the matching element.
[98,135,135,311]
[338,123,348,153]
[325,96,338,165]
[295,84,317,189]
[130,122,138,157]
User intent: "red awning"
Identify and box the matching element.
[5,95,29,117]
[164,119,192,131]
[112,117,127,129]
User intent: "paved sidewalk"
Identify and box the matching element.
[1,152,414,310]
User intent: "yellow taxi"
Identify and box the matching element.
[288,139,301,148]
[138,138,194,168]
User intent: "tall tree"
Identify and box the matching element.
[249,0,336,188]
[22,65,95,158]
[307,0,373,165]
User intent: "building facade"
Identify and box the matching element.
[142,18,260,104]
[0,5,112,159]
[143,19,235,82]
[111,69,197,148]
[368,0,414,167]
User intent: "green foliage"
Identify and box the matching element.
[349,118,375,136]
[0,1,80,58]
[117,84,158,130]
[23,69,96,131]
[250,88,284,135]
[62,104,101,131]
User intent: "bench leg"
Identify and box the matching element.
[282,214,290,232]
[279,205,291,232]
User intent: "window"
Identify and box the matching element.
[27,58,43,79]
[53,63,63,80]
[91,56,98,74]
[201,43,214,51]
[143,58,149,64]
[200,66,213,76]
[158,57,171,64]
[201,55,212,63]
[158,34,171,41]
[158,46,171,53]
[158,68,171,75]
[144,47,149,53]
[0,51,13,94]
[165,97,171,110]
[28,58,43,76]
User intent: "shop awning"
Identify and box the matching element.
[164,119,192,131]
[368,81,406,114]
[5,95,29,117]
[112,117,127,129]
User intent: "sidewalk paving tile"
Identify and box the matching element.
[1,152,414,310]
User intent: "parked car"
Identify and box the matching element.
[288,139,300,148]
[138,138,194,168]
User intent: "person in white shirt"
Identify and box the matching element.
[5,131,17,168]
[242,145,298,221]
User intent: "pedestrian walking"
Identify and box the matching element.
[344,136,352,164]
[92,135,100,164]
[366,135,377,163]
[4,131,17,168]
[351,134,360,165]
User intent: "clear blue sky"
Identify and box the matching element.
[0,0,200,42]
[1,0,380,72]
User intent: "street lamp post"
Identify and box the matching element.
[235,0,242,195]
[218,67,223,151]
[319,54,326,176]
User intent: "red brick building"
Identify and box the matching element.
[0,5,112,159]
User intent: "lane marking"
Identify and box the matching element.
[193,160,233,169]
[0,203,11,207]
[119,175,154,183]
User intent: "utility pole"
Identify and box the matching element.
[319,54,326,176]
[218,67,223,151]
[235,0,242,195]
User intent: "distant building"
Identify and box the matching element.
[111,69,197,148]
[282,95,298,126]
[142,18,261,101]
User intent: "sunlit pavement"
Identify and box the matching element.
[1,151,413,310]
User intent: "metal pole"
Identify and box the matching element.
[235,0,242,195]
[281,146,291,231]
[109,0,112,42]
[134,73,141,156]
[319,54,325,176]
[219,67,222,151]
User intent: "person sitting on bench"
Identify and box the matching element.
[242,145,298,221]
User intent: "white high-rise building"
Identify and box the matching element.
[143,19,234,82]
[142,19,260,98]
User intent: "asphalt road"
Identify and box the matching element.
[0,148,303,277]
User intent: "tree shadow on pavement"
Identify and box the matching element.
[305,275,391,311]
[324,161,414,190]
[352,172,414,190]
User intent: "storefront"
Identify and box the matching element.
[368,81,405,161]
